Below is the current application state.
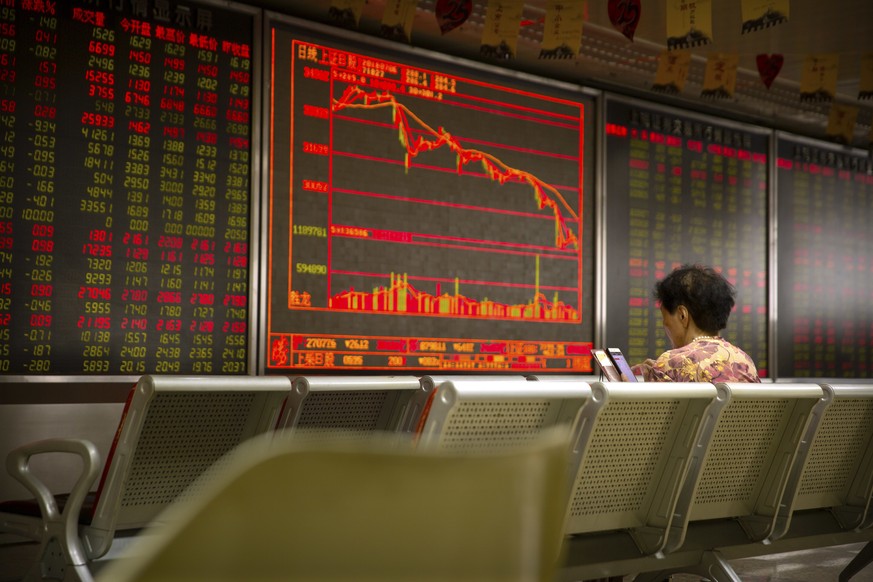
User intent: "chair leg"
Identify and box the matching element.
[23,538,95,582]
[840,541,873,582]
[700,550,743,582]
[632,550,741,582]
[66,564,96,582]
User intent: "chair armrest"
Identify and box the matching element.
[6,438,101,564]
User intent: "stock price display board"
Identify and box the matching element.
[266,20,595,373]
[604,99,769,375]
[0,1,254,376]
[776,136,873,379]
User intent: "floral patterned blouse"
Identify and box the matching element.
[631,336,761,383]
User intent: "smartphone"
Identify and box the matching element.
[591,349,622,382]
[607,348,638,382]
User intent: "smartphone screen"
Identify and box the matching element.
[591,349,622,382]
[607,348,638,382]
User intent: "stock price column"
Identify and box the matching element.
[153,25,187,375]
[21,6,59,374]
[118,17,153,375]
[0,3,12,371]
[219,43,251,374]
[187,38,219,374]
[0,2,255,376]
[78,11,116,374]
[604,100,769,375]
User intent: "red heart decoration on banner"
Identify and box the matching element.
[435,0,472,35]
[608,0,641,41]
[756,53,784,89]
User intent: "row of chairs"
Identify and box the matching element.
[1,374,873,581]
[557,380,873,581]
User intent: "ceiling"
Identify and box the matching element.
[256,0,873,147]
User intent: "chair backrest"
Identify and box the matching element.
[562,381,718,556]
[661,382,824,554]
[400,375,530,433]
[82,375,292,559]
[415,377,590,451]
[279,375,421,439]
[769,383,873,539]
[96,429,572,582]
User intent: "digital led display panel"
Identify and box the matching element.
[265,19,595,373]
[0,1,256,376]
[776,135,873,378]
[603,98,769,376]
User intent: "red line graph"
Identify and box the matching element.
[316,85,582,321]
[280,45,586,324]
[331,85,579,250]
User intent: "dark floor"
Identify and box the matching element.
[1,539,872,581]
[668,542,873,581]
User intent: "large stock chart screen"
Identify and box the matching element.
[776,136,873,378]
[0,1,255,376]
[266,21,595,373]
[603,98,769,376]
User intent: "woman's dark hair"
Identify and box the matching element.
[654,264,735,333]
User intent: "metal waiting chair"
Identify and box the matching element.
[95,428,573,582]
[0,375,292,582]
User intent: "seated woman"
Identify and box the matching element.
[631,264,760,383]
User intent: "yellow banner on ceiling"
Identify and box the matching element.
[702,53,739,98]
[740,0,789,33]
[540,0,586,59]
[381,0,418,43]
[799,53,840,102]
[653,50,691,94]
[481,0,525,59]
[666,0,713,50]
[826,103,858,145]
